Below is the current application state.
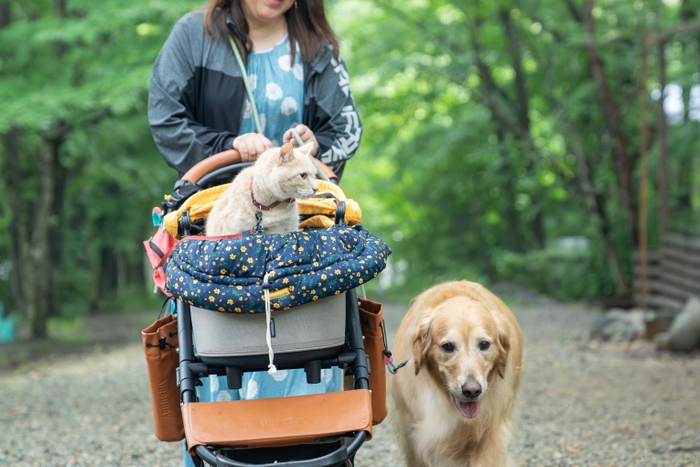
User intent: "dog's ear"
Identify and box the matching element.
[412,317,431,375]
[494,323,511,379]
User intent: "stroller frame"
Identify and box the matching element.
[177,289,371,467]
[164,151,374,467]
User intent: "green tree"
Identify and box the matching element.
[334,0,700,299]
[0,0,191,337]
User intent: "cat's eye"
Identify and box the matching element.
[300,173,307,179]
[479,341,490,351]
[441,342,454,352]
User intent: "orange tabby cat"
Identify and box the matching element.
[206,142,318,236]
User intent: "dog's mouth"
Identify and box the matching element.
[452,395,481,419]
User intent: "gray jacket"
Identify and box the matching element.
[148,11,362,179]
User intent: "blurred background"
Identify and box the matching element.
[1,0,700,343]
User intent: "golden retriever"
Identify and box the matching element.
[390,281,523,467]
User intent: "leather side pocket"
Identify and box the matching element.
[358,298,388,425]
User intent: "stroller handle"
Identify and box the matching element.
[181,149,339,185]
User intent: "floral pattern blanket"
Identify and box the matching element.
[164,224,390,313]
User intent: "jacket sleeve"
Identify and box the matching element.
[306,55,363,180]
[148,16,237,175]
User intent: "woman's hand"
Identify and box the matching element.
[233,133,273,162]
[283,125,319,156]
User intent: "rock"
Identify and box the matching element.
[591,308,646,342]
[644,309,676,339]
[661,297,700,352]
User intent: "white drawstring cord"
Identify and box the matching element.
[262,273,277,374]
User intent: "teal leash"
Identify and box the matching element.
[228,37,263,134]
[290,128,331,183]
[228,36,332,184]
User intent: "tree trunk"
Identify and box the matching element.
[657,41,669,236]
[556,109,629,295]
[0,1,11,28]
[0,124,70,338]
[582,0,639,248]
[48,146,68,318]
[1,128,28,321]
[495,127,522,252]
[499,10,545,248]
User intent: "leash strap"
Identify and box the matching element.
[228,36,263,134]
[379,319,408,374]
[290,128,331,183]
[228,36,333,187]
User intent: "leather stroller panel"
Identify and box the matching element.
[182,389,373,453]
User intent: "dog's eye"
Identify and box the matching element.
[441,343,454,352]
[479,341,490,351]
[300,173,307,179]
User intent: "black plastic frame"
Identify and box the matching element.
[197,162,254,190]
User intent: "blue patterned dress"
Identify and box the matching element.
[239,34,305,145]
[183,35,341,466]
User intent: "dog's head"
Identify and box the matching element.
[412,296,510,419]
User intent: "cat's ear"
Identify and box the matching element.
[297,142,315,157]
[278,143,295,164]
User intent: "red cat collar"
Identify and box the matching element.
[250,176,295,211]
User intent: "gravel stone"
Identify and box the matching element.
[1,300,698,466]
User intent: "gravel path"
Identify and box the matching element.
[1,299,699,466]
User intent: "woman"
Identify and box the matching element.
[147,1,362,464]
[148,0,362,179]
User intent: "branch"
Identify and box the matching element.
[0,1,11,28]
[563,0,584,24]
[654,19,700,44]
[468,15,518,123]
[499,8,530,132]
[372,0,464,54]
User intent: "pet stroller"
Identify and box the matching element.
[143,149,391,467]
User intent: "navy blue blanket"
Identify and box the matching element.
[165,225,391,313]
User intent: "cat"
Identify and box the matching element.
[206,142,318,236]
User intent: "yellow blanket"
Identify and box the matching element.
[162,181,361,239]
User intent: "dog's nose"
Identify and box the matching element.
[462,381,482,399]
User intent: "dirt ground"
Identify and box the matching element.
[1,296,699,466]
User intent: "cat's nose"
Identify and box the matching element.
[312,186,318,193]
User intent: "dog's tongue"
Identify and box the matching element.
[457,400,481,419]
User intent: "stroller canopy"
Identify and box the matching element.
[165,224,390,314]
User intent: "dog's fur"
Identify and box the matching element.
[390,281,523,467]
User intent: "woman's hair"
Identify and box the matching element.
[202,0,339,63]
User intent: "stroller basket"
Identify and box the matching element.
[192,293,346,357]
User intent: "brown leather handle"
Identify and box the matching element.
[181,149,339,185]
[181,150,244,185]
[311,158,339,184]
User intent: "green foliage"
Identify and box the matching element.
[59,114,175,314]
[0,0,190,319]
[0,0,194,130]
[332,0,700,298]
[493,239,615,301]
